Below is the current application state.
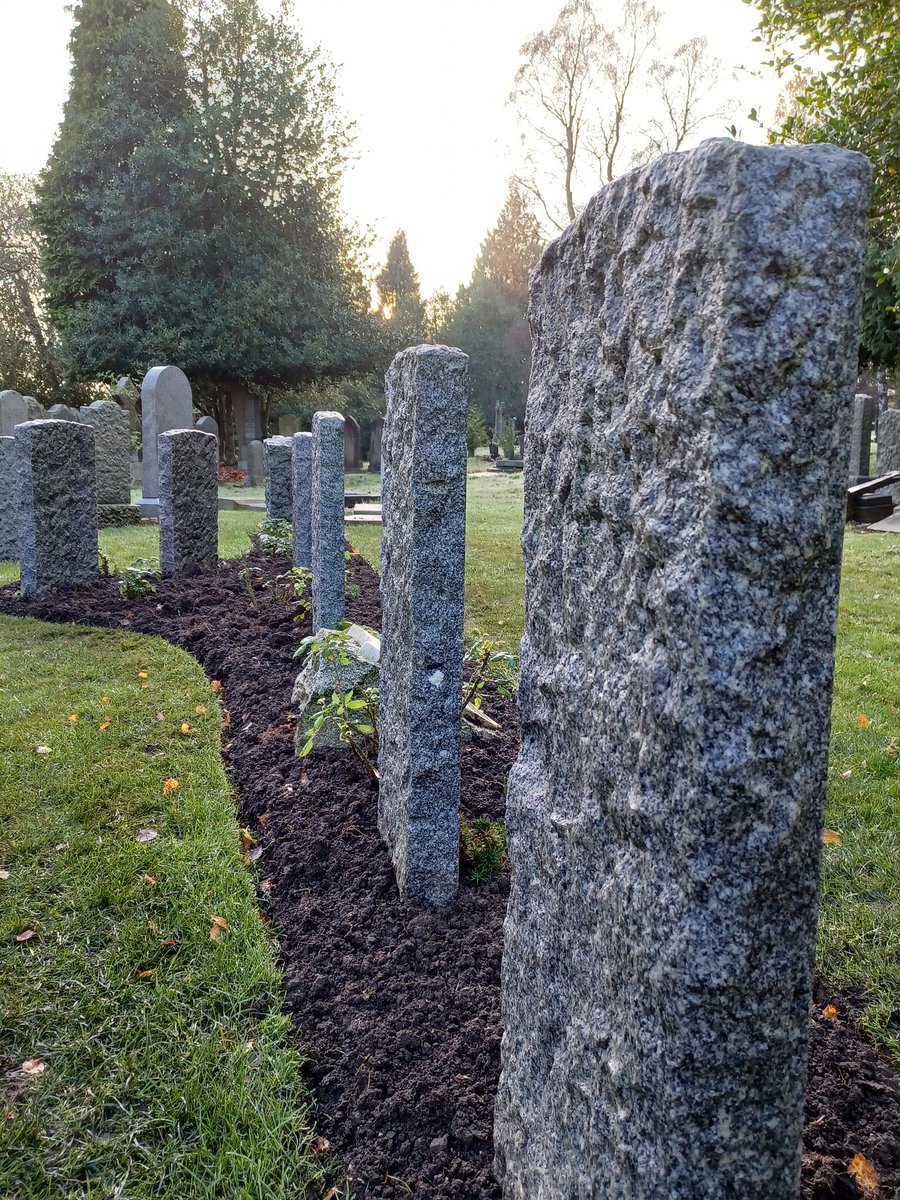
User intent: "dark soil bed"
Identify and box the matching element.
[2,550,899,1200]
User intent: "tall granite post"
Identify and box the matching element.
[264,435,294,521]
[378,346,469,905]
[494,140,870,1200]
[79,400,131,505]
[292,431,313,570]
[158,430,218,574]
[140,366,193,511]
[311,411,344,629]
[0,437,19,560]
[848,394,875,483]
[16,420,99,597]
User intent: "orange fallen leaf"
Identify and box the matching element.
[138,671,149,679]
[141,683,149,690]
[848,1153,879,1196]
[258,813,269,825]
[259,879,273,893]
[259,911,270,925]
[15,930,35,942]
[857,713,872,729]
[195,705,207,715]
[162,778,179,795]
[100,721,111,730]
[143,874,158,885]
[20,1059,45,1075]
[160,938,179,946]
[101,696,110,704]
[180,723,191,735]
[209,924,223,944]
[822,1004,839,1020]
[138,968,158,979]
[68,714,78,723]
[239,828,257,851]
[209,914,229,930]
[210,680,222,693]
[822,829,842,845]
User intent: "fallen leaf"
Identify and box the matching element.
[34,746,51,755]
[162,778,179,795]
[149,920,160,935]
[141,683,149,690]
[247,847,263,863]
[239,828,257,851]
[857,713,872,729]
[160,938,179,946]
[101,696,110,704]
[143,874,158,885]
[156,711,165,721]
[822,829,842,845]
[136,829,159,843]
[138,671,149,679]
[841,769,853,778]
[822,1004,839,1020]
[848,1153,879,1196]
[20,1060,45,1075]
[259,911,270,925]
[195,705,207,714]
[314,1135,331,1153]
[259,879,273,893]
[258,813,269,825]
[210,680,222,693]
[68,714,78,723]
[209,914,229,930]
[209,924,223,943]
[138,968,158,979]
[100,721,111,730]
[180,723,191,734]
[15,930,35,942]
[0,870,9,881]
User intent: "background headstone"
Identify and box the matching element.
[378,345,468,905]
[292,431,313,570]
[368,417,384,473]
[494,140,871,1200]
[246,439,265,486]
[278,414,302,437]
[24,397,44,420]
[311,411,345,629]
[45,403,81,423]
[79,400,131,505]
[0,391,28,436]
[112,375,141,433]
[848,394,875,483]
[344,413,362,470]
[16,419,99,597]
[0,436,19,560]
[195,414,220,441]
[141,366,193,505]
[158,429,218,574]
[264,435,294,521]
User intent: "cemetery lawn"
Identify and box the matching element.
[0,618,325,1198]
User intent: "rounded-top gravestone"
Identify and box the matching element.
[0,391,28,436]
[141,366,193,507]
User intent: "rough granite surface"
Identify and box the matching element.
[79,400,131,504]
[378,345,468,905]
[45,403,81,423]
[876,408,900,475]
[264,435,294,521]
[848,394,875,482]
[0,437,19,560]
[246,439,265,486]
[16,420,98,597]
[0,391,28,436]
[291,636,379,751]
[158,430,218,574]
[493,139,870,1200]
[292,432,313,569]
[141,366,193,501]
[311,412,345,630]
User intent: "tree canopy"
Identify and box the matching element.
[374,230,425,357]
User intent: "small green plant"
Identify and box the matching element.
[117,558,161,599]
[467,407,488,456]
[294,624,353,664]
[499,424,519,460]
[267,566,312,621]
[256,517,293,558]
[460,816,508,882]
[298,686,380,781]
[98,550,114,578]
[239,566,262,607]
[463,634,519,710]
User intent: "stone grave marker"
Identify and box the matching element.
[848,394,875,483]
[158,429,218,574]
[378,345,468,905]
[195,414,219,441]
[0,391,28,436]
[45,403,81,423]
[23,397,44,420]
[79,400,131,506]
[141,366,193,509]
[16,419,98,597]
[292,431,313,570]
[311,411,345,629]
[264,435,294,521]
[0,436,19,560]
[246,439,265,486]
[279,414,302,437]
[368,417,384,473]
[344,413,362,470]
[493,139,871,1200]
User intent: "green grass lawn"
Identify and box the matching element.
[0,620,326,1198]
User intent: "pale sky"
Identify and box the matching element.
[0,0,786,294]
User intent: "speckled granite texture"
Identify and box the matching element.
[0,437,19,560]
[16,419,98,597]
[264,435,294,521]
[494,139,870,1200]
[311,412,345,630]
[79,400,131,504]
[141,366,193,501]
[378,345,468,905]
[292,432,313,570]
[158,430,218,574]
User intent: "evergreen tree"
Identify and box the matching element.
[375,229,425,355]
[448,184,544,422]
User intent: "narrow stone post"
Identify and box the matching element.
[79,399,131,504]
[140,366,193,508]
[0,437,19,560]
[494,141,870,1199]
[16,420,98,597]
[292,431,313,570]
[264,435,294,521]
[158,430,218,574]
[848,394,875,483]
[311,411,345,629]
[378,345,469,905]
[246,439,265,486]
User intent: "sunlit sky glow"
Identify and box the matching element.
[0,0,788,294]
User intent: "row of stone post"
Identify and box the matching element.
[372,141,871,1200]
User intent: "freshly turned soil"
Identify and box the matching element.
[2,551,899,1200]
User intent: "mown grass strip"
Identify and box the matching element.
[0,617,325,1198]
